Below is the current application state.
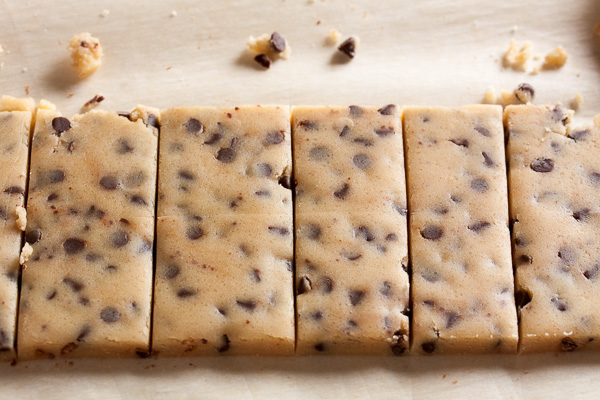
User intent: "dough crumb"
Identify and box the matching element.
[327,30,342,45]
[68,32,103,78]
[170,10,178,17]
[99,9,110,17]
[543,46,568,69]
[482,86,496,104]
[500,90,519,107]
[503,40,532,72]
[570,93,584,111]
[0,95,35,112]
[510,25,519,33]
[20,243,33,265]
[514,83,535,104]
[0,44,4,53]
[247,32,291,60]
[15,206,27,231]
[128,105,160,133]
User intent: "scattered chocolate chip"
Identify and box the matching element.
[251,269,261,283]
[568,129,589,142]
[63,238,85,254]
[100,307,120,323]
[270,32,286,52]
[63,278,84,292]
[468,221,491,233]
[334,183,350,199]
[85,253,101,262]
[356,226,375,242]
[110,230,129,248]
[309,146,331,162]
[421,342,436,353]
[305,224,321,240]
[25,229,42,244]
[268,226,289,236]
[386,233,397,241]
[391,331,407,356]
[423,300,435,307]
[299,120,318,130]
[297,276,312,295]
[146,114,159,129]
[450,138,469,148]
[130,195,147,206]
[186,225,204,240]
[47,193,58,202]
[178,170,195,181]
[393,203,407,216]
[342,251,362,261]
[184,118,204,135]
[378,104,396,115]
[445,312,461,329]
[551,106,568,124]
[255,163,273,177]
[117,139,134,154]
[46,290,57,300]
[51,117,71,135]
[254,53,272,69]
[352,138,373,146]
[551,296,568,312]
[322,277,334,293]
[125,170,147,186]
[471,177,489,193]
[216,147,236,163]
[475,126,490,137]
[236,300,256,311]
[4,186,24,195]
[99,176,120,190]
[338,37,356,58]
[375,127,395,136]
[339,125,351,137]
[518,254,533,264]
[561,338,578,352]
[514,83,535,103]
[421,225,443,240]
[177,288,197,298]
[217,334,231,353]
[204,133,222,145]
[573,208,591,221]
[349,290,365,306]
[77,326,91,342]
[590,172,600,185]
[531,158,554,173]
[352,153,371,170]
[264,131,284,145]
[164,264,181,280]
[482,152,495,167]
[278,175,292,189]
[380,281,392,297]
[61,342,78,355]
[47,169,65,183]
[349,105,363,117]
[584,264,599,280]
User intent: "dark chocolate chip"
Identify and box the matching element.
[164,264,181,280]
[100,307,120,323]
[278,175,292,189]
[375,127,395,136]
[305,224,321,240]
[110,230,129,248]
[186,225,204,240]
[445,312,461,329]
[255,163,273,176]
[475,126,490,137]
[25,229,42,244]
[85,253,101,262]
[264,131,284,145]
[572,208,590,221]
[4,186,24,195]
[558,247,576,265]
[146,114,159,129]
[352,153,371,170]
[117,139,134,154]
[131,195,147,206]
[177,288,197,298]
[551,106,568,124]
[349,290,365,306]
[254,190,271,197]
[80,296,90,305]
[63,238,85,254]
[338,37,356,58]
[356,226,375,242]
[184,118,204,135]
[352,138,373,146]
[216,147,236,163]
[63,278,84,292]
[311,311,323,321]
[99,176,120,190]
[421,269,440,283]
[251,269,261,283]
[106,265,118,272]
[584,264,599,280]
[268,226,289,236]
[309,146,331,162]
[217,334,231,353]
[561,338,578,352]
[299,120,318,130]
[393,203,407,216]
[423,300,435,307]
[568,129,589,142]
[551,296,568,312]
[334,183,350,200]
[421,225,443,240]
[61,342,78,355]
[322,277,334,293]
[51,117,71,134]
[421,342,436,353]
[470,177,489,193]
[285,259,293,272]
[482,152,495,167]
[47,193,58,202]
[391,331,407,356]
[450,138,469,148]
[380,281,392,297]
[314,343,325,352]
[217,308,227,316]
[204,133,222,145]
[270,32,286,52]
[254,53,272,69]
[339,125,351,137]
[468,221,491,233]
[236,300,256,311]
[378,104,396,115]
[342,251,362,261]
[47,169,65,183]
[349,105,363,117]
[178,170,195,181]
[514,83,535,103]
[531,158,554,173]
[76,325,91,342]
[297,276,312,295]
[518,254,533,264]
[46,290,57,300]
[386,233,397,241]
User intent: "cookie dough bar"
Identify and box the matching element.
[153,106,294,356]
[404,105,518,354]
[506,105,600,352]
[293,105,410,355]
[0,96,34,361]
[18,107,159,359]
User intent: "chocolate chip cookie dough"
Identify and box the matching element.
[506,105,600,353]
[0,96,34,361]
[293,105,410,355]
[153,106,294,356]
[17,106,159,359]
[404,105,518,354]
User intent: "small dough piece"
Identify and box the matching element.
[404,105,518,354]
[15,205,26,231]
[20,243,33,265]
[153,106,294,356]
[293,105,409,355]
[18,107,159,360]
[504,40,532,72]
[68,33,103,78]
[247,33,291,60]
[544,46,568,69]
[506,104,600,353]
[0,97,32,361]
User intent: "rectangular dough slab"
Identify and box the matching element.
[404,105,518,354]
[506,104,600,353]
[293,105,410,355]
[153,106,294,356]
[18,107,158,360]
[0,96,34,361]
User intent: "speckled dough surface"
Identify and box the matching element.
[0,97,33,361]
[153,106,294,356]
[293,105,409,355]
[18,107,158,360]
[404,105,518,354]
[506,105,600,353]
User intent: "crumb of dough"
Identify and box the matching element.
[20,243,33,265]
[482,86,496,104]
[503,40,532,72]
[327,30,342,45]
[0,44,4,53]
[247,32,291,60]
[128,105,160,132]
[500,90,519,106]
[514,83,535,104]
[594,22,600,36]
[15,206,26,231]
[570,93,584,111]
[37,99,56,111]
[68,32,103,78]
[170,10,178,17]
[0,95,35,112]
[100,9,110,17]
[543,46,568,69]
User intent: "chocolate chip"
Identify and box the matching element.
[100,307,120,323]
[386,233,397,241]
[46,290,57,300]
[558,247,576,265]
[110,230,129,248]
[518,254,533,264]
[551,296,568,312]
[470,177,489,193]
[47,193,58,202]
[531,158,554,173]
[551,106,568,124]
[423,300,435,307]
[375,127,395,136]
[254,163,273,176]
[178,170,195,181]
[514,83,535,103]
[380,281,392,297]
[236,300,256,311]
[391,331,407,356]
[349,105,363,117]
[445,312,461,329]
[574,208,592,221]
[126,170,147,187]
[309,146,331,162]
[334,183,350,199]
[314,343,325,352]
[254,53,272,69]
[3,186,24,195]
[25,229,42,244]
[177,288,197,298]
[322,277,334,293]
[421,342,436,353]
[146,113,159,129]
[297,276,312,295]
[255,190,271,197]
[117,139,134,154]
[184,118,204,134]
[47,169,65,183]
[421,225,443,240]
[378,104,396,115]
[356,226,375,242]
[217,334,231,353]
[349,290,365,306]
[77,325,91,342]
[204,133,222,145]
[278,175,292,189]
[251,269,261,283]
[482,152,495,167]
[106,265,118,272]
[568,129,589,142]
[468,221,491,233]
[63,238,85,254]
[311,311,323,321]
[584,264,599,280]
[352,138,373,146]
[63,278,84,292]
[299,120,318,130]
[339,125,351,137]
[561,338,578,352]
[186,226,204,240]
[164,264,181,280]
[590,172,600,185]
[264,131,284,145]
[393,203,407,216]
[475,126,490,137]
[85,253,101,262]
[216,147,236,163]
[270,32,286,52]
[352,153,371,170]
[450,138,469,148]
[51,117,71,134]
[61,342,78,355]
[99,176,120,190]
[268,226,289,236]
[338,37,356,58]
[87,205,105,219]
[342,251,362,261]
[131,195,147,206]
[421,269,440,283]
[305,224,321,240]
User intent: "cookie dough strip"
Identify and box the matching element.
[153,106,294,356]
[0,96,34,361]
[404,105,518,354]
[18,106,159,359]
[506,105,600,353]
[293,105,410,355]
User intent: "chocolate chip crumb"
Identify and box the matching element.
[378,104,396,115]
[184,118,204,135]
[338,37,356,59]
[270,32,286,52]
[51,117,71,135]
[349,290,365,306]
[531,158,554,173]
[561,338,578,352]
[63,238,85,254]
[421,225,443,240]
[100,307,120,323]
[164,264,181,280]
[514,83,535,103]
[254,53,272,69]
[421,342,436,353]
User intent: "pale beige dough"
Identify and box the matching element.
[68,33,103,78]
